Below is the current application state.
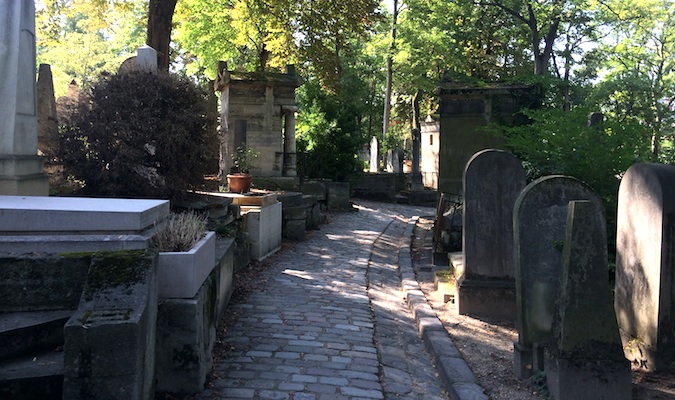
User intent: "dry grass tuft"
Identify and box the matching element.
[149,212,207,252]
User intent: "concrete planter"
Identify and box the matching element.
[157,231,216,299]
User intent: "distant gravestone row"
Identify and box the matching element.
[455,149,675,399]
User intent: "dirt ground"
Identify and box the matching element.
[412,216,675,400]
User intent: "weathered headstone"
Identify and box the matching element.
[546,200,630,400]
[0,1,49,195]
[37,64,58,160]
[410,128,424,191]
[370,136,379,172]
[615,162,675,371]
[512,175,602,379]
[458,149,525,320]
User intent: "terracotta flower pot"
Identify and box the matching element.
[227,173,253,193]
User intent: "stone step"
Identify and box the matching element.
[0,349,63,400]
[0,310,72,359]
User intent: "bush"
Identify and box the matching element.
[59,71,218,198]
[149,211,207,252]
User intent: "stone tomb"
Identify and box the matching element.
[458,149,525,320]
[0,195,169,254]
[615,163,675,370]
[512,176,602,379]
[545,201,630,400]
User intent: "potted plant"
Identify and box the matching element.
[149,211,216,298]
[227,145,259,193]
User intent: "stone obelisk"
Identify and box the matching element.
[0,1,49,195]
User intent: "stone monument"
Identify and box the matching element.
[545,200,630,400]
[458,149,525,320]
[615,162,675,371]
[512,175,603,379]
[0,1,49,195]
[369,136,378,172]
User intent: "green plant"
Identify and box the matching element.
[149,212,208,252]
[230,145,259,174]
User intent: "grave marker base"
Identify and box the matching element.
[456,277,515,321]
[545,354,631,400]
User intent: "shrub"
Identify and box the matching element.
[149,212,207,252]
[59,71,218,198]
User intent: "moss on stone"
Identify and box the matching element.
[83,250,152,299]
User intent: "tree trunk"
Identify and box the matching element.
[382,0,398,140]
[147,0,177,72]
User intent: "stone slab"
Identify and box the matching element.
[0,234,149,255]
[0,195,169,233]
[0,255,90,312]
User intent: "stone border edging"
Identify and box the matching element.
[399,217,488,400]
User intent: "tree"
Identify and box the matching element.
[36,0,146,97]
[146,0,177,71]
[589,0,675,160]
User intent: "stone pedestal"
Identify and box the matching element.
[456,277,516,321]
[242,201,282,261]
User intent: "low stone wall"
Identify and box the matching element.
[155,238,234,394]
[351,173,406,201]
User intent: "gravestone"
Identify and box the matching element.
[0,1,49,195]
[385,148,404,173]
[615,162,675,371]
[512,175,602,379]
[458,149,525,320]
[546,200,630,400]
[410,128,424,191]
[37,64,58,160]
[370,136,379,172]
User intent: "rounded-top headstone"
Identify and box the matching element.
[615,162,675,370]
[463,149,526,278]
[513,175,603,346]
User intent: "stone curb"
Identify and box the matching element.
[399,217,488,400]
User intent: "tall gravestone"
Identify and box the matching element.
[37,64,58,161]
[458,149,525,320]
[615,163,675,371]
[512,175,602,379]
[0,1,49,195]
[546,200,630,400]
[369,136,378,172]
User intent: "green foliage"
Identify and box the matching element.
[230,145,259,173]
[488,106,648,257]
[36,0,146,97]
[491,107,644,197]
[59,71,218,198]
[297,69,374,181]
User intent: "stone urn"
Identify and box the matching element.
[227,173,253,193]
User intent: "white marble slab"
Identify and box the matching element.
[0,196,169,233]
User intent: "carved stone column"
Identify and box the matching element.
[282,105,298,177]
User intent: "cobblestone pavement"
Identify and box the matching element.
[194,201,455,400]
